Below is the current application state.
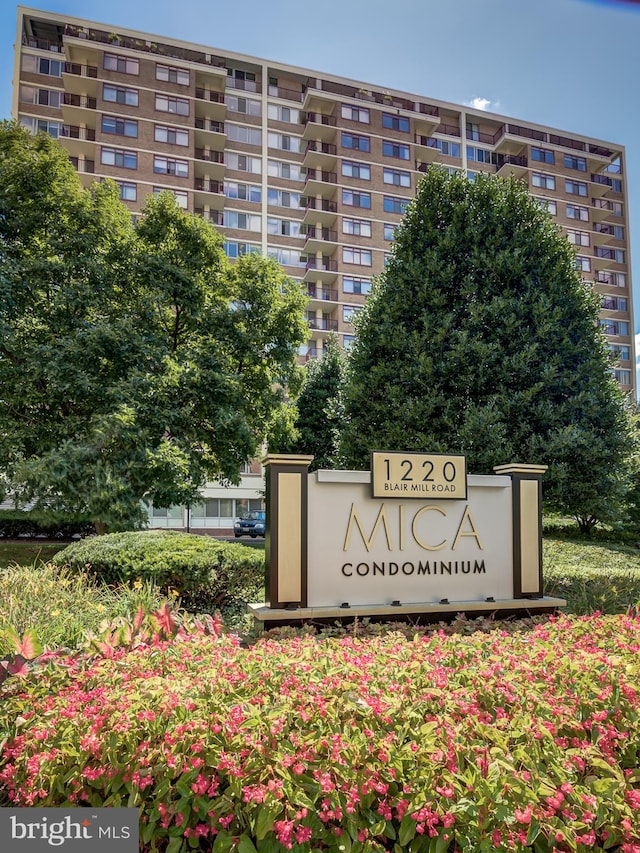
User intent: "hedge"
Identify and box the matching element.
[0,510,95,540]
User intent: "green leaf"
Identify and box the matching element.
[255,804,275,842]
[398,814,417,847]
[237,834,258,853]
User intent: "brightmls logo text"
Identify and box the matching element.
[0,809,138,852]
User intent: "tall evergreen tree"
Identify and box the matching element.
[290,334,346,471]
[339,167,631,532]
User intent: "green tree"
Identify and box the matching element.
[0,122,307,530]
[289,334,346,471]
[339,167,631,533]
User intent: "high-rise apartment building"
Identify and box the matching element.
[11,7,636,530]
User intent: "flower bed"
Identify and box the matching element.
[1,615,640,852]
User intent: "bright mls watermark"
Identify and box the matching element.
[0,809,138,851]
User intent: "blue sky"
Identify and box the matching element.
[2,0,640,386]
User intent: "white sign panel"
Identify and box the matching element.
[307,471,513,607]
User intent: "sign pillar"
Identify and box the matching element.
[493,463,548,599]
[263,454,314,608]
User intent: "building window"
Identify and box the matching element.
[383,196,409,215]
[532,173,555,190]
[566,229,589,247]
[224,241,260,258]
[343,218,372,238]
[101,147,137,169]
[343,306,363,323]
[438,140,460,157]
[224,210,261,232]
[594,223,625,240]
[535,197,557,215]
[101,115,138,137]
[343,276,371,295]
[596,271,626,287]
[153,155,189,177]
[267,217,301,237]
[564,154,587,171]
[466,122,480,141]
[341,104,370,123]
[228,124,262,145]
[224,181,261,202]
[600,319,629,336]
[226,152,262,174]
[609,343,630,360]
[384,223,397,240]
[341,132,370,152]
[342,189,371,209]
[566,203,588,221]
[595,247,625,263]
[103,84,138,107]
[531,147,554,164]
[565,179,587,196]
[20,116,62,138]
[155,94,189,116]
[154,125,188,146]
[156,64,189,85]
[104,53,139,75]
[21,86,62,107]
[467,146,493,164]
[574,256,591,272]
[382,140,410,160]
[343,334,356,349]
[153,187,188,208]
[382,113,410,132]
[614,369,632,385]
[343,247,372,266]
[383,167,411,187]
[117,181,137,201]
[224,94,260,116]
[267,132,301,152]
[601,295,628,311]
[267,188,301,208]
[22,55,63,76]
[267,247,305,267]
[342,160,371,180]
[267,104,301,124]
[267,160,304,181]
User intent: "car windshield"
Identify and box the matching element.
[242,511,264,520]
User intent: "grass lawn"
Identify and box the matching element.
[0,539,69,568]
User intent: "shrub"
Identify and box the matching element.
[543,538,640,614]
[1,615,640,850]
[0,562,164,655]
[0,509,95,539]
[52,530,264,606]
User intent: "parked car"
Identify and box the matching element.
[234,510,266,538]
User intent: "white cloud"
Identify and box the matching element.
[464,97,500,112]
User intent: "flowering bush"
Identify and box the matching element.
[1,614,640,852]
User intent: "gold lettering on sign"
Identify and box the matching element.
[343,503,393,552]
[411,505,447,551]
[451,505,483,550]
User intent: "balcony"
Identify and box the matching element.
[306,283,338,303]
[304,168,337,198]
[61,92,97,124]
[302,112,337,142]
[194,208,223,225]
[226,77,261,93]
[303,140,337,169]
[22,34,64,52]
[303,257,338,284]
[269,84,304,102]
[194,118,225,149]
[308,316,339,332]
[193,177,225,209]
[590,172,620,199]
[194,148,225,180]
[301,196,338,226]
[591,198,623,223]
[59,124,96,157]
[62,62,98,96]
[68,156,95,189]
[304,347,319,362]
[495,153,528,176]
[194,88,226,120]
[303,225,338,253]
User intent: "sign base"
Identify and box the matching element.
[248,596,566,628]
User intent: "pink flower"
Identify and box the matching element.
[514,805,533,825]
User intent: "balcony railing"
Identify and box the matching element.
[194,148,224,164]
[305,169,337,184]
[591,173,615,187]
[307,284,338,301]
[308,317,339,331]
[304,112,337,128]
[305,258,338,273]
[593,198,623,214]
[194,118,225,134]
[496,154,528,169]
[226,77,261,93]
[60,125,96,141]
[302,198,338,213]
[269,85,303,102]
[63,62,98,78]
[69,156,95,173]
[303,226,337,242]
[22,34,63,52]
[62,93,97,109]
[194,178,224,193]
[62,24,226,68]
[305,141,337,156]
[415,135,440,149]
[195,89,225,104]
[304,347,319,362]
